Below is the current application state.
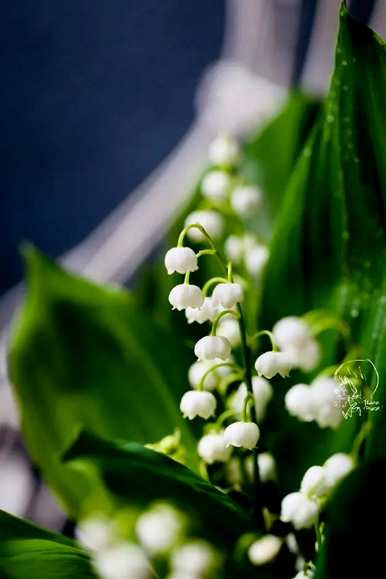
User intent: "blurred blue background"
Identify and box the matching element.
[0,0,224,292]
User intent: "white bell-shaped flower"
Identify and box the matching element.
[245,245,269,277]
[198,431,232,464]
[231,185,263,216]
[300,466,328,498]
[188,360,217,391]
[180,390,217,420]
[185,210,224,242]
[280,492,319,530]
[208,135,240,166]
[323,453,354,489]
[224,421,260,450]
[211,282,243,308]
[171,540,219,576]
[285,384,315,422]
[164,247,198,275]
[76,515,115,551]
[258,452,276,483]
[273,316,311,350]
[217,317,241,347]
[273,316,320,372]
[185,297,219,324]
[168,284,204,311]
[255,351,292,379]
[292,572,311,579]
[248,535,282,566]
[224,235,245,263]
[135,504,183,555]
[201,170,231,201]
[93,543,150,579]
[194,335,231,361]
[231,378,272,422]
[311,377,342,429]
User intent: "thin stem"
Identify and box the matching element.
[351,419,372,463]
[237,303,264,529]
[211,309,240,335]
[184,271,190,284]
[202,277,228,296]
[227,261,233,281]
[249,329,278,351]
[196,248,216,259]
[215,409,238,428]
[314,517,322,552]
[178,224,226,273]
[242,393,254,421]
[196,362,236,391]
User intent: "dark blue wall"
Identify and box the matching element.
[0,1,224,292]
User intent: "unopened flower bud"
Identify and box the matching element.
[300,466,328,498]
[171,540,219,576]
[224,235,245,263]
[224,421,260,450]
[231,185,263,216]
[180,390,217,420]
[280,492,318,530]
[255,351,292,379]
[245,245,269,276]
[168,284,204,311]
[311,377,342,429]
[201,170,231,201]
[188,360,217,391]
[323,453,354,489]
[198,431,232,464]
[185,210,224,242]
[135,504,183,555]
[273,316,311,350]
[93,543,150,579]
[212,282,243,309]
[208,135,240,166]
[248,535,282,566]
[164,247,198,275]
[258,452,276,483]
[217,317,241,347]
[285,384,315,422]
[194,335,231,361]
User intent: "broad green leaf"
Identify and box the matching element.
[63,430,254,546]
[0,510,96,579]
[241,91,320,222]
[314,459,386,578]
[9,247,197,517]
[256,6,386,490]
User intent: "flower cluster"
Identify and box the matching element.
[162,135,356,578]
[280,452,355,530]
[285,376,342,429]
[76,503,221,579]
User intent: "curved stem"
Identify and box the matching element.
[202,276,229,296]
[242,393,254,422]
[237,303,264,528]
[249,329,278,352]
[215,409,238,428]
[197,248,216,259]
[211,309,240,335]
[178,224,226,273]
[196,362,236,391]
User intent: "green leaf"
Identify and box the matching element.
[241,91,321,222]
[0,510,96,579]
[63,430,254,546]
[9,247,197,517]
[256,6,386,489]
[314,459,386,578]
